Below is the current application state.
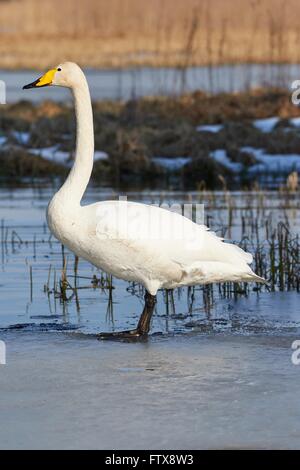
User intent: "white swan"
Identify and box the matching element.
[23,62,265,339]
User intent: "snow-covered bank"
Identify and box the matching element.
[29,146,108,166]
[1,113,300,187]
[242,147,300,174]
[210,147,300,175]
[253,116,300,133]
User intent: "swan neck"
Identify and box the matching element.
[57,79,94,205]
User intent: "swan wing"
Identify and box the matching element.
[94,200,253,265]
[93,200,264,288]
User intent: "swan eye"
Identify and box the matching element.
[57,67,62,72]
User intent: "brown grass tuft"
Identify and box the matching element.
[0,0,300,69]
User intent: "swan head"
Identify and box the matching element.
[23,62,85,90]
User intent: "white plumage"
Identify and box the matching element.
[24,62,264,338]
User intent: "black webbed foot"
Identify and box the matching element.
[97,328,148,342]
[97,292,157,342]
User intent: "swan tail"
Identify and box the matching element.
[177,262,267,286]
[247,272,268,284]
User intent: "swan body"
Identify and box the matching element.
[23,62,264,338]
[47,198,262,296]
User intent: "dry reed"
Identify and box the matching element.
[0,0,300,69]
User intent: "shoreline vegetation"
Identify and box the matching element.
[0,88,300,190]
[1,0,300,70]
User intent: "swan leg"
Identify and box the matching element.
[97,292,157,341]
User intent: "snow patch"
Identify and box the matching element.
[253,116,300,133]
[210,150,243,173]
[0,136,7,147]
[94,151,109,162]
[289,117,300,128]
[241,147,300,173]
[196,124,223,133]
[12,131,30,145]
[152,156,191,170]
[210,147,300,174]
[29,146,108,166]
[197,117,300,134]
[253,117,279,133]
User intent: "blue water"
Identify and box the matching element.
[1,63,299,103]
[0,186,299,336]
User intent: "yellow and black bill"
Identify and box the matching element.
[23,68,56,89]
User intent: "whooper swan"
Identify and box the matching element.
[23,63,265,340]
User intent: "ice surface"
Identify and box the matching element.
[0,187,299,450]
[0,331,300,449]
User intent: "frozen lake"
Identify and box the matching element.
[1,330,300,449]
[0,186,299,449]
